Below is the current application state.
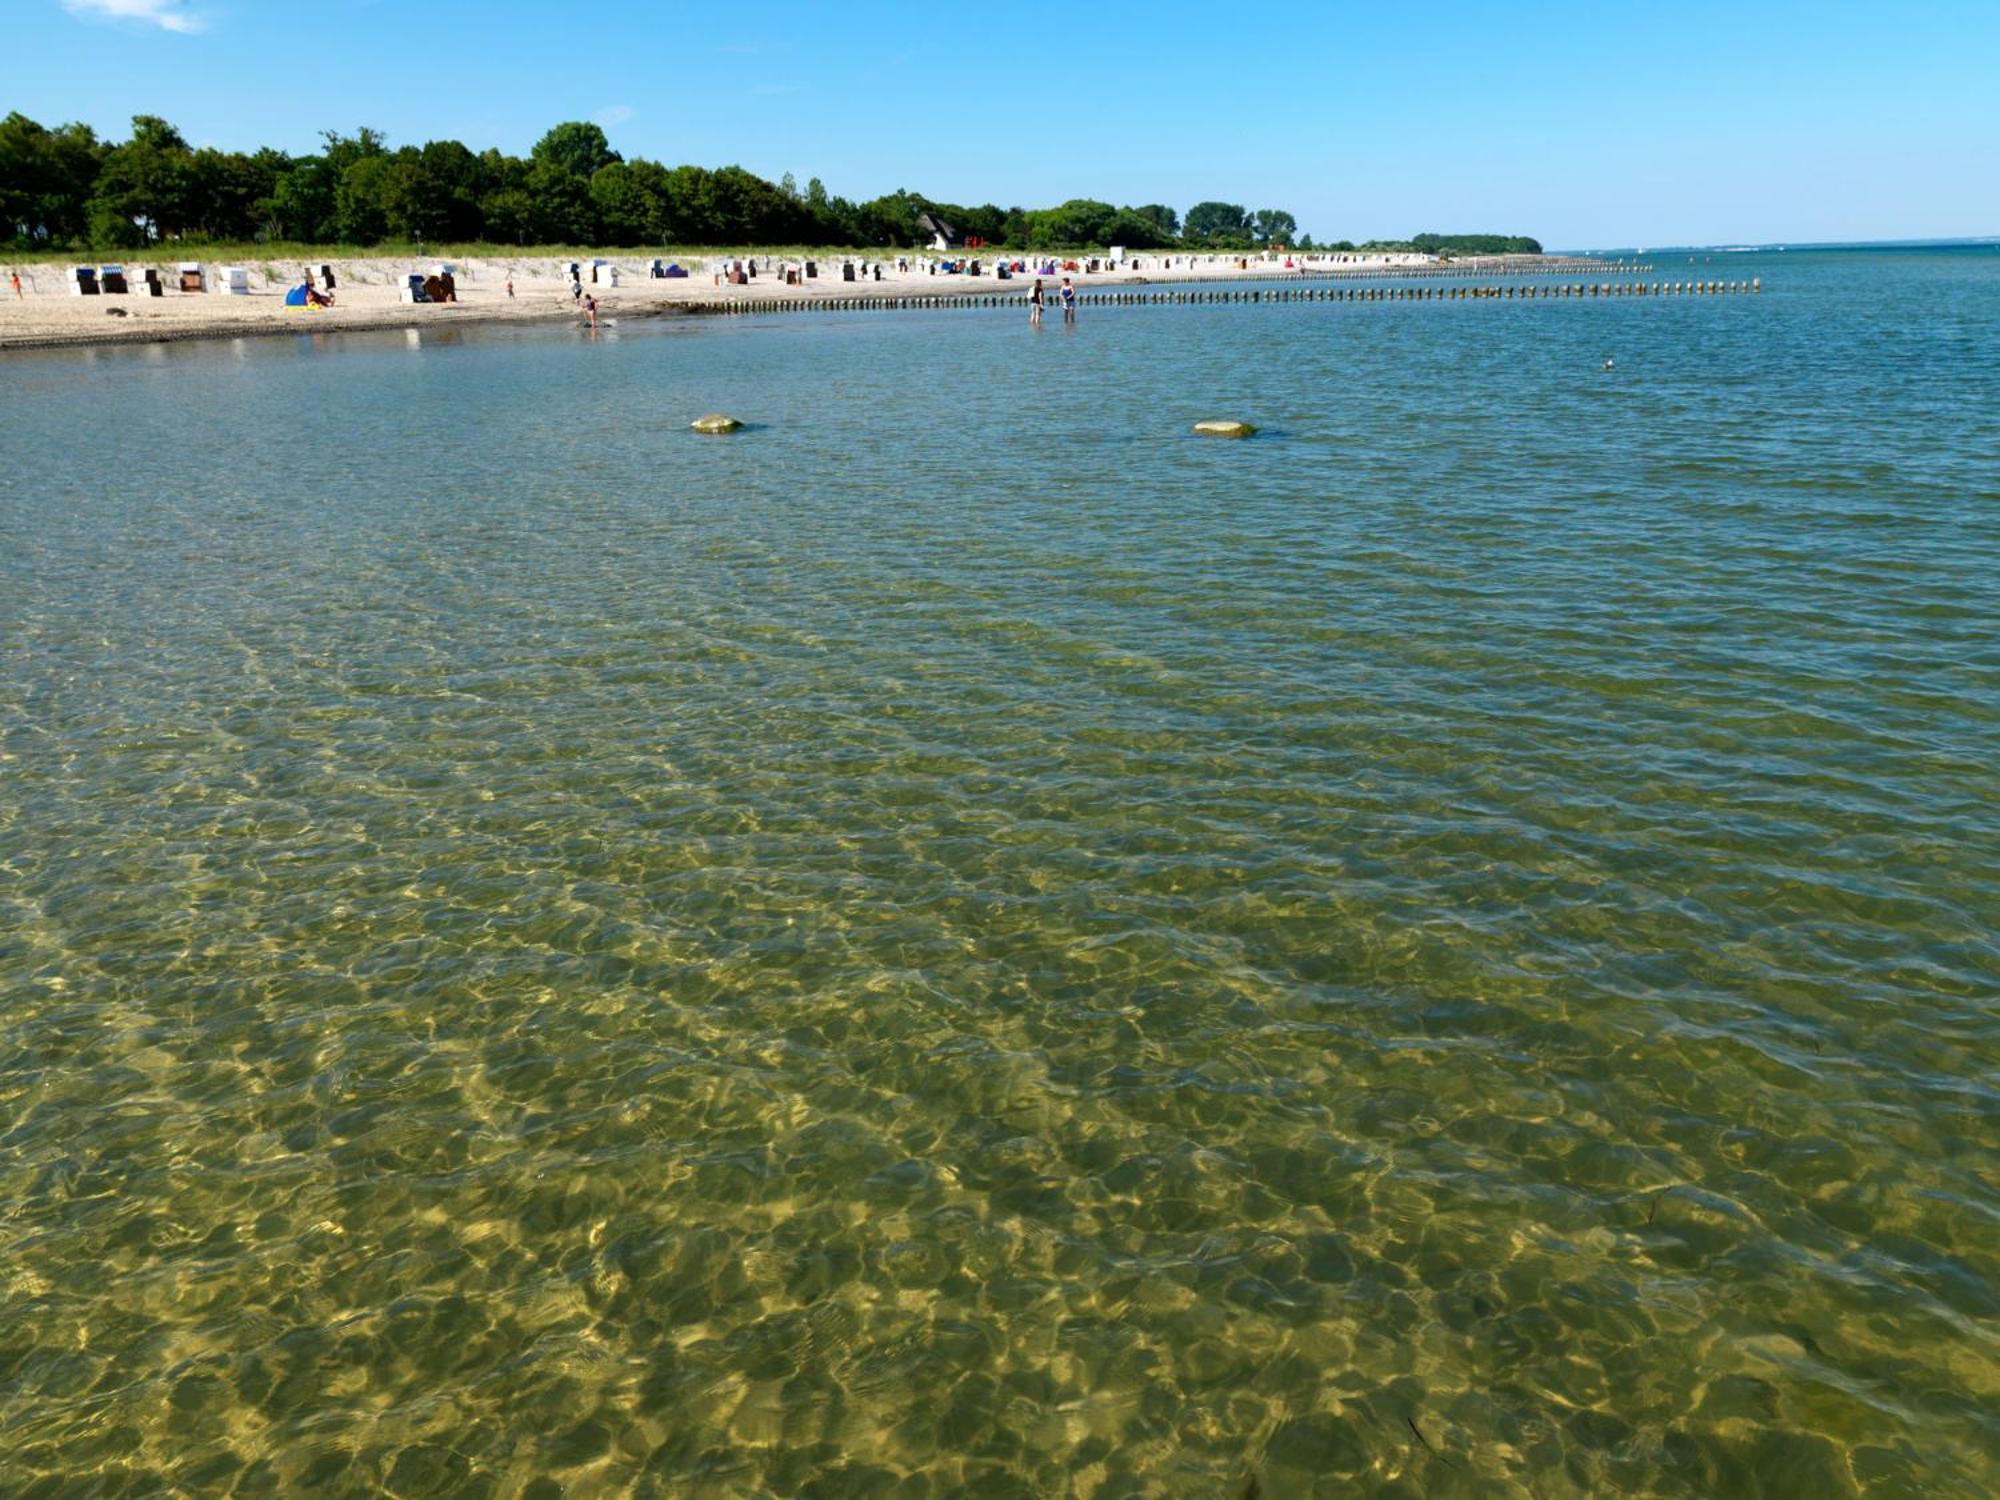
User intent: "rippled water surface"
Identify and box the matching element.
[4,248,1998,1497]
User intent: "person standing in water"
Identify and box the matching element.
[582,292,598,329]
[1060,276,1077,323]
[1029,278,1044,325]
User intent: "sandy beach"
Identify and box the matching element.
[0,248,1596,353]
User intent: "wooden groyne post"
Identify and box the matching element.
[679,273,1760,318]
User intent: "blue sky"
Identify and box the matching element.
[11,0,1998,247]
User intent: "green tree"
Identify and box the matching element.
[1131,203,1179,239]
[1025,198,1118,247]
[1183,200,1249,244]
[1408,232,1542,255]
[266,156,337,242]
[660,165,716,241]
[404,139,487,240]
[89,114,198,243]
[1251,208,1298,245]
[627,160,676,238]
[1103,208,1172,249]
[524,123,616,243]
[481,186,535,244]
[851,189,926,247]
[590,161,659,245]
[530,122,619,181]
[190,147,286,240]
[972,203,1010,244]
[815,192,859,244]
[526,158,598,242]
[473,146,530,242]
[281,127,383,245]
[376,149,427,240]
[334,153,395,243]
[704,165,805,242]
[319,127,387,177]
[0,112,103,245]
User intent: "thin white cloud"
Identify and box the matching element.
[595,104,636,128]
[63,0,206,32]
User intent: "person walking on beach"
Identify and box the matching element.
[505,275,514,299]
[1060,276,1077,323]
[9,270,21,300]
[1029,277,1044,325]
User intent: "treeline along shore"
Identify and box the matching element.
[3,111,1539,258]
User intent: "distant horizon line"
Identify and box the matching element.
[1558,235,2000,255]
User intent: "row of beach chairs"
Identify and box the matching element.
[66,263,343,296]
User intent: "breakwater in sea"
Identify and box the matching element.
[686,277,1757,316]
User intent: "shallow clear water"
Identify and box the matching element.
[3,248,1998,1497]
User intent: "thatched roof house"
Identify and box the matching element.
[915,211,961,251]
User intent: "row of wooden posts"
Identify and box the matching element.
[1318,259,1653,279]
[681,279,1760,317]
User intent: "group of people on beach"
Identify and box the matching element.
[1027,276,1077,326]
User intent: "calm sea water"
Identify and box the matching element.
[3,248,1997,1497]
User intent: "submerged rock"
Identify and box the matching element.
[1193,419,1257,438]
[691,413,743,434]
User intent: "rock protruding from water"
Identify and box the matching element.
[1193,419,1257,439]
[691,413,743,434]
